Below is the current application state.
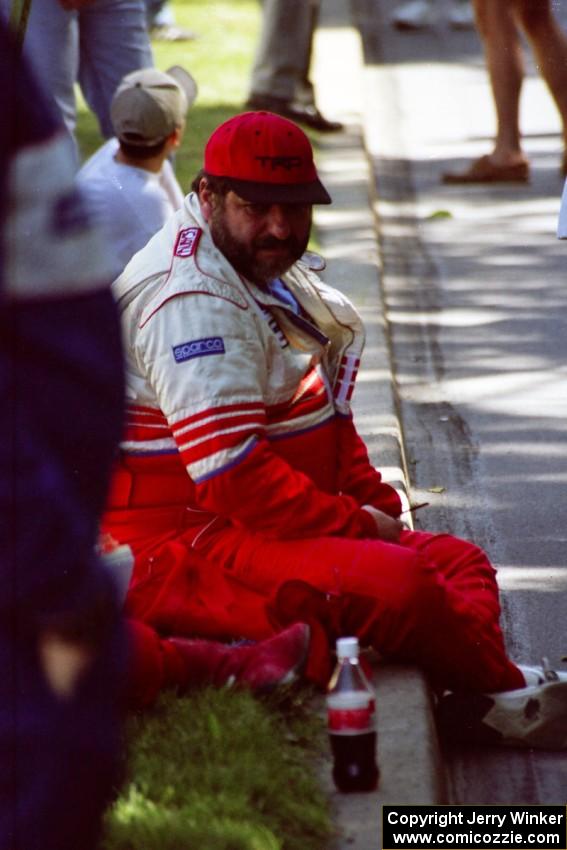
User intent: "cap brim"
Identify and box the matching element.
[225,176,332,205]
[166,65,198,109]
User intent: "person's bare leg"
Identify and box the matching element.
[473,0,527,168]
[514,0,567,161]
[442,0,529,182]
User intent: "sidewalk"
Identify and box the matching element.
[310,1,448,845]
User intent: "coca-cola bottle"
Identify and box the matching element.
[326,636,379,793]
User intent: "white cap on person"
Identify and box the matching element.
[111,66,197,147]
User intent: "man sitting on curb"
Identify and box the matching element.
[102,111,567,749]
[75,69,312,708]
[78,66,197,280]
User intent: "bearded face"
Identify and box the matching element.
[207,191,312,287]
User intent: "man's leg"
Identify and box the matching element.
[1,0,80,152]
[125,619,310,708]
[513,0,567,164]
[122,528,567,748]
[78,0,153,139]
[474,0,526,167]
[442,0,529,183]
[197,526,524,695]
[247,0,313,103]
[245,0,342,131]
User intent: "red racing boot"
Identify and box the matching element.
[166,622,311,693]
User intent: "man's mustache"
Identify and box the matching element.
[254,235,299,251]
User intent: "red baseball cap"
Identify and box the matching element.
[204,111,332,205]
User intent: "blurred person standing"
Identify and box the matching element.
[245,0,343,132]
[1,26,311,850]
[2,0,154,158]
[1,18,127,850]
[443,0,567,183]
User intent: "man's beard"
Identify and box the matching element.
[209,205,310,286]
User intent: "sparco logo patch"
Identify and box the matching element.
[174,227,201,257]
[173,337,225,363]
[255,156,303,172]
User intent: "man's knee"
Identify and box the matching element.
[354,550,450,633]
[397,556,451,623]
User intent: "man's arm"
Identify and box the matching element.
[139,294,380,540]
[335,414,402,516]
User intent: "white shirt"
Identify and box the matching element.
[77,138,185,278]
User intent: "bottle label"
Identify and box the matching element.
[327,705,373,733]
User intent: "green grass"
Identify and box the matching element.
[100,687,332,850]
[76,4,333,847]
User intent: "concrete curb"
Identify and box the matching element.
[311,0,448,842]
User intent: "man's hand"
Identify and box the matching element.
[361,505,405,542]
[39,630,95,699]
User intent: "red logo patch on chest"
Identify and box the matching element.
[174,227,201,258]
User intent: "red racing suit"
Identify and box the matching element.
[102,193,523,693]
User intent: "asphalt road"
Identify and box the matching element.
[351,0,567,803]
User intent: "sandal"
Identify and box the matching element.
[442,155,530,184]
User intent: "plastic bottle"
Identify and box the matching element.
[326,636,379,793]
